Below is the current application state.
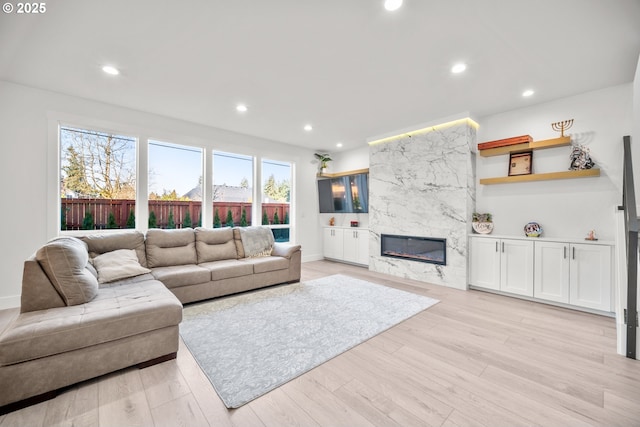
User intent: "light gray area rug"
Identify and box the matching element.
[180,274,439,408]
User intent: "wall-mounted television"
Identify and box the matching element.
[317,173,368,213]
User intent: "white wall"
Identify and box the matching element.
[476,84,632,241]
[0,81,323,309]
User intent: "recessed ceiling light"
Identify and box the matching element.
[384,0,403,11]
[304,124,313,132]
[236,104,248,112]
[522,89,535,97]
[451,63,467,74]
[102,65,120,76]
[336,142,343,148]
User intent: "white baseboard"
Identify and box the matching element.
[0,295,20,310]
[302,254,324,263]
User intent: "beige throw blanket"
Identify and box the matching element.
[239,226,274,258]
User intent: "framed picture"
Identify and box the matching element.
[508,151,533,176]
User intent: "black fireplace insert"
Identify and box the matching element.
[380,234,446,265]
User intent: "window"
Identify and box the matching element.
[148,140,203,229]
[212,151,254,227]
[262,158,292,242]
[59,126,136,231]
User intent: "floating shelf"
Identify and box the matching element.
[479,136,571,157]
[317,168,369,178]
[479,168,600,185]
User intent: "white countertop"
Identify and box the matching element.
[468,233,614,245]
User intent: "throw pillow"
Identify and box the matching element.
[92,249,151,284]
[36,237,99,306]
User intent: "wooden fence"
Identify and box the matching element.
[61,199,290,230]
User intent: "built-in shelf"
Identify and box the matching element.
[479,136,571,157]
[317,168,369,178]
[479,168,600,185]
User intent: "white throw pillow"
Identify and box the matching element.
[92,249,151,284]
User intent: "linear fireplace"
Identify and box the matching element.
[380,234,446,266]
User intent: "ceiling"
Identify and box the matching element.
[1,0,639,152]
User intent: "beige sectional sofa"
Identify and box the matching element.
[0,226,301,413]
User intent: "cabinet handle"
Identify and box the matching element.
[564,246,567,259]
[572,247,575,260]
[495,241,498,252]
[501,242,505,253]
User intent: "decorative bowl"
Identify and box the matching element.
[472,221,494,234]
[524,222,542,237]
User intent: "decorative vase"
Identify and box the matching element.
[524,222,542,237]
[472,221,494,234]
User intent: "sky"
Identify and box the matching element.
[149,141,291,197]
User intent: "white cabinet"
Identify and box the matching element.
[469,237,533,296]
[471,235,613,313]
[533,241,570,303]
[323,228,344,260]
[323,227,369,266]
[344,229,369,265]
[534,241,611,311]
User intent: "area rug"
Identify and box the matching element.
[179,274,439,408]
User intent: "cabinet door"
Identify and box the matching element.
[343,229,359,264]
[323,228,344,260]
[469,237,500,290]
[569,244,612,311]
[500,239,534,297]
[534,241,570,303]
[357,229,369,266]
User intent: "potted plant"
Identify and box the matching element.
[472,212,493,234]
[314,153,332,174]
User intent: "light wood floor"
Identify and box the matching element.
[1,260,639,426]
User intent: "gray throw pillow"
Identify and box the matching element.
[92,249,151,284]
[36,237,98,306]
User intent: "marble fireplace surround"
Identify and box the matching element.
[367,117,477,290]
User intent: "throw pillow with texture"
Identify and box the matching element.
[92,249,151,284]
[36,237,99,306]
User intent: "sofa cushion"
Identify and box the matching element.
[81,231,148,267]
[199,259,254,281]
[35,237,98,306]
[92,249,151,284]
[150,264,211,289]
[146,228,197,268]
[0,279,182,366]
[247,256,290,274]
[195,227,238,263]
[237,226,274,258]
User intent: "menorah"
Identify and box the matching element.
[551,119,574,137]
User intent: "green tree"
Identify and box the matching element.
[213,208,221,228]
[273,210,280,225]
[197,211,202,227]
[60,128,135,199]
[126,210,135,228]
[262,211,269,225]
[263,174,290,202]
[167,209,176,229]
[240,177,249,189]
[240,208,248,227]
[226,209,234,227]
[183,210,192,228]
[82,210,94,230]
[107,212,118,229]
[283,210,289,224]
[61,207,68,230]
[149,211,158,228]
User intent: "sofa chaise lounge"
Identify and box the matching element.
[0,226,301,413]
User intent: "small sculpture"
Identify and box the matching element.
[329,217,335,226]
[569,145,595,170]
[585,230,598,241]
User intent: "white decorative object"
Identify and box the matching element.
[472,222,494,234]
